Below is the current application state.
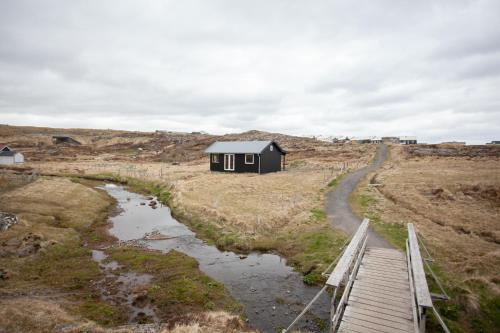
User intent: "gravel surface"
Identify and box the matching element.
[326,144,392,248]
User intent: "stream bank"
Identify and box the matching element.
[99,183,330,333]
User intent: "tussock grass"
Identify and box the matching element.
[107,247,243,320]
[351,146,500,333]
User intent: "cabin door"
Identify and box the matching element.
[224,154,235,171]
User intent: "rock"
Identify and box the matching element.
[239,255,248,260]
[0,212,19,232]
[140,202,146,206]
[146,196,154,200]
[0,268,11,280]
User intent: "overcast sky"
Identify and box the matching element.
[1,1,499,143]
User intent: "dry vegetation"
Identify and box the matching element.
[0,172,243,333]
[11,125,377,282]
[351,144,500,332]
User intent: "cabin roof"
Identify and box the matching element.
[205,140,286,154]
[0,150,15,157]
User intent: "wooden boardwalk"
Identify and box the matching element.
[338,247,416,333]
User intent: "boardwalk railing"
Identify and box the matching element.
[407,223,450,333]
[327,218,369,332]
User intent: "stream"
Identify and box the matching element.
[99,183,330,333]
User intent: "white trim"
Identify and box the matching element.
[211,154,219,163]
[224,154,235,171]
[258,154,261,174]
[244,154,254,164]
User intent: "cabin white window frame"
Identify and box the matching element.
[211,154,219,163]
[224,154,235,171]
[270,145,273,151]
[244,154,254,164]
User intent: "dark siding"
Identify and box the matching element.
[259,142,283,173]
[234,154,259,173]
[209,153,259,173]
[209,153,224,172]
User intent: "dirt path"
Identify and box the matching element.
[326,144,392,248]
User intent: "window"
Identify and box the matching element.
[212,154,219,163]
[245,154,254,164]
[270,145,273,151]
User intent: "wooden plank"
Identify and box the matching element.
[347,301,413,320]
[351,286,411,302]
[358,267,408,277]
[354,281,411,294]
[344,308,414,331]
[342,316,411,333]
[338,321,386,333]
[366,251,405,261]
[357,274,411,287]
[353,286,410,300]
[348,299,412,317]
[356,276,411,289]
[357,269,409,281]
[407,223,433,308]
[327,219,369,287]
[360,264,408,273]
[361,257,407,266]
[349,293,412,309]
[350,290,412,307]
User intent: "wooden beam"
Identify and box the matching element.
[327,219,369,287]
[407,223,433,308]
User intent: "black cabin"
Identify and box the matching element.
[205,141,286,174]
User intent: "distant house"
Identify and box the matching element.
[205,141,286,174]
[0,145,24,165]
[486,141,500,145]
[52,136,81,145]
[351,136,381,144]
[382,137,400,143]
[399,136,417,145]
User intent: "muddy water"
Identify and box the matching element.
[91,249,159,323]
[100,184,330,333]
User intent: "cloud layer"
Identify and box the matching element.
[1,0,499,143]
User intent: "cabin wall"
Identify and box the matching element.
[0,156,14,165]
[14,153,24,163]
[259,143,283,173]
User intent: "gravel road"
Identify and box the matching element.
[326,144,392,248]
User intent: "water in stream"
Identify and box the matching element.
[100,184,330,333]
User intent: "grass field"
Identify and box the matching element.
[0,173,244,333]
[351,145,500,333]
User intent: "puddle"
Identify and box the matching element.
[92,249,158,323]
[100,184,330,333]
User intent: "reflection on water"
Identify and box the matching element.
[101,184,330,333]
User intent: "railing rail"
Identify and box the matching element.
[407,223,450,333]
[326,219,369,288]
[281,219,370,333]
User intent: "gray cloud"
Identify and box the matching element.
[0,0,499,144]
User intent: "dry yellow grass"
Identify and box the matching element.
[352,145,500,332]
[0,298,259,333]
[30,143,376,243]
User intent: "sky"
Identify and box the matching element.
[0,0,499,144]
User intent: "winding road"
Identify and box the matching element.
[326,144,392,248]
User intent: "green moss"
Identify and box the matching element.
[310,208,327,221]
[77,298,127,326]
[20,242,101,290]
[107,247,242,317]
[328,174,345,188]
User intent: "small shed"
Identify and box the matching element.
[0,145,24,165]
[205,141,286,174]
